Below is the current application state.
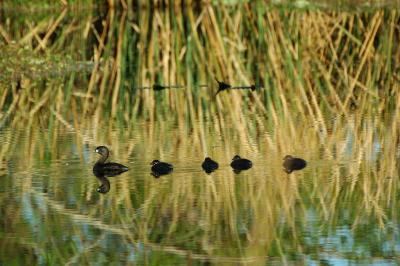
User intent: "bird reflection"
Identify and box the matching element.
[282,155,307,174]
[93,146,129,194]
[150,160,173,178]
[96,176,110,194]
[230,155,252,174]
[201,157,219,174]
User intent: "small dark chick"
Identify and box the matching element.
[151,160,173,177]
[230,155,252,173]
[201,157,219,174]
[282,155,307,174]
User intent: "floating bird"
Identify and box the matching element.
[215,78,231,96]
[151,160,173,177]
[201,157,219,174]
[93,146,129,177]
[93,146,128,194]
[282,155,307,174]
[230,155,252,173]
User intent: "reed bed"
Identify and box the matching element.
[0,5,399,130]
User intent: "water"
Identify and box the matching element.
[0,112,399,265]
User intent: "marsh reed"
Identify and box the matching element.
[0,5,399,129]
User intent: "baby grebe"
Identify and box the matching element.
[282,155,307,174]
[230,155,252,172]
[201,157,219,174]
[150,160,173,177]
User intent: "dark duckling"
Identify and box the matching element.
[151,160,173,177]
[230,155,252,172]
[202,157,219,174]
[283,155,307,174]
[93,146,129,178]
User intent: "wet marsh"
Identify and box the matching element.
[1,1,400,265]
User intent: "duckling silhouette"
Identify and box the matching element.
[283,155,307,174]
[201,157,219,174]
[230,155,252,173]
[151,160,173,177]
[215,78,231,96]
[93,146,129,178]
[96,176,110,194]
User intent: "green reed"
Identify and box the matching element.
[1,6,399,130]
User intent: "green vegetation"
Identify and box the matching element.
[0,2,399,265]
[0,4,399,130]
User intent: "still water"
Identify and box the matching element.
[1,112,399,265]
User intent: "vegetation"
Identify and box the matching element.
[0,3,399,129]
[0,2,399,265]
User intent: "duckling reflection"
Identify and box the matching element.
[202,157,219,174]
[230,155,252,173]
[283,155,307,174]
[93,146,129,193]
[150,160,173,177]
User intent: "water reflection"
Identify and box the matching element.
[92,146,129,193]
[0,112,399,264]
[95,176,111,194]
